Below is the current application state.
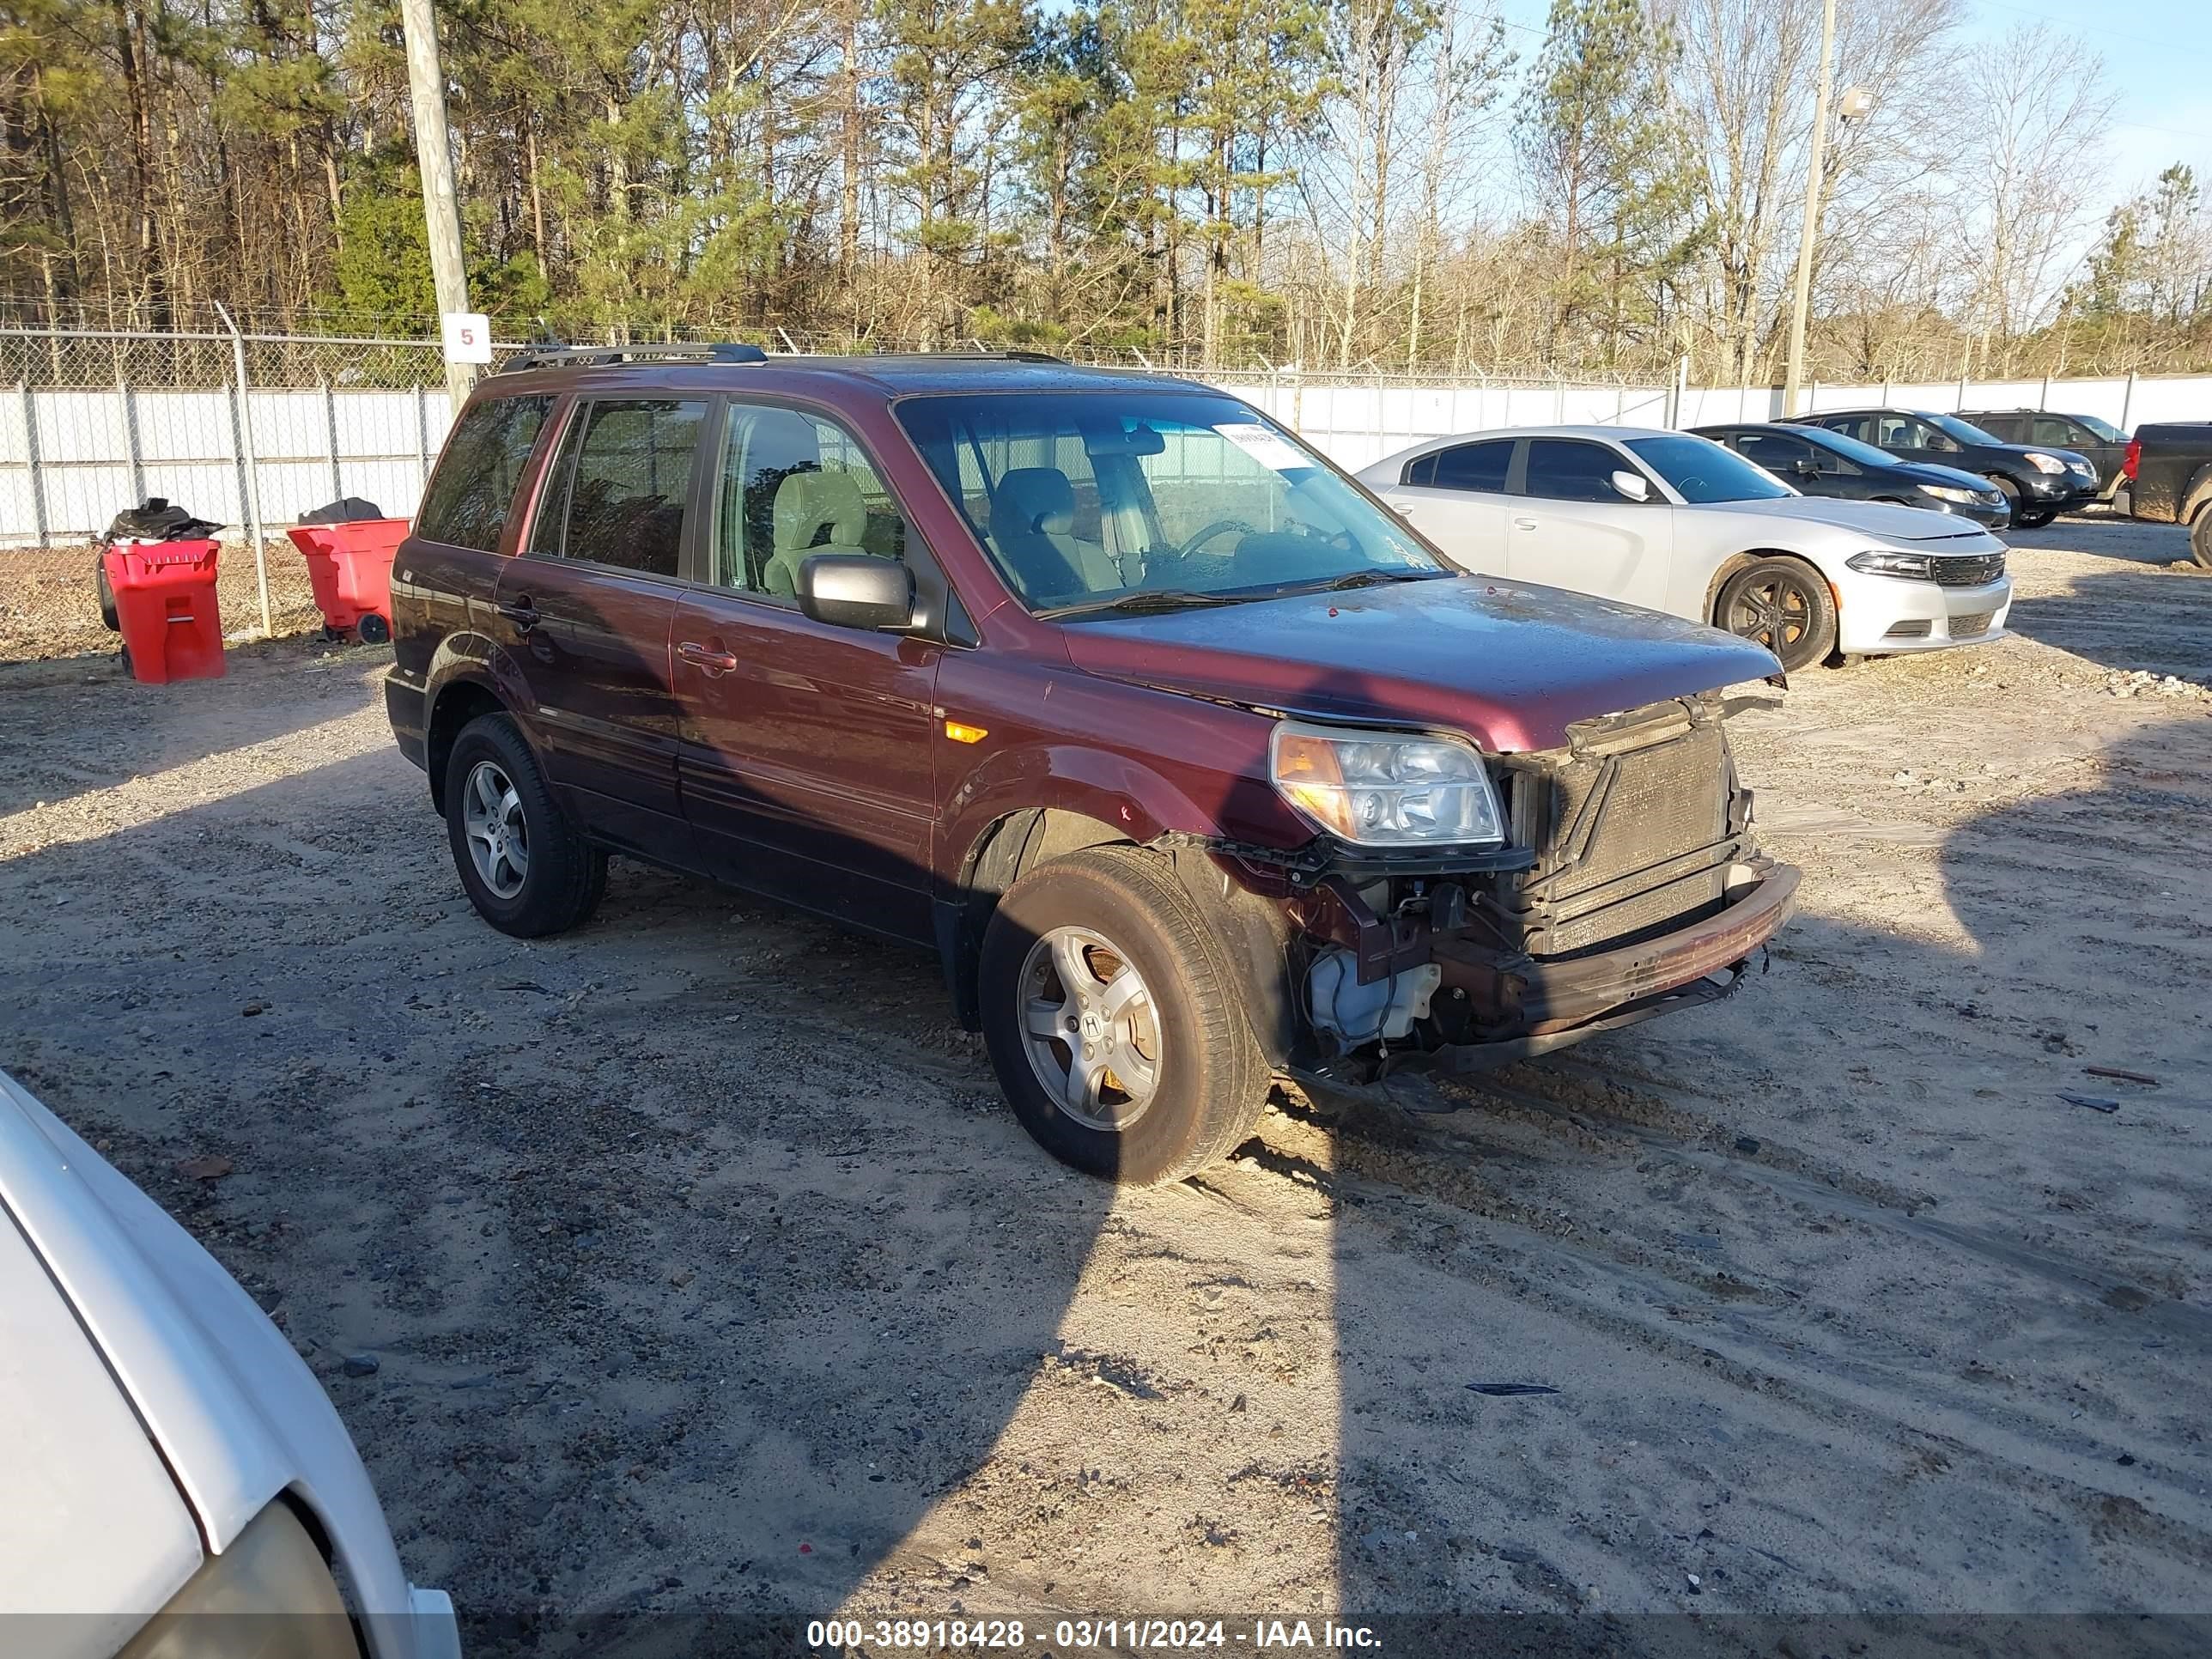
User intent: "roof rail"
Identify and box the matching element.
[499,341,769,374]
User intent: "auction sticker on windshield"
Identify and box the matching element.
[1215,422,1312,471]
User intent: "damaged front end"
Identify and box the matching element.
[1195,695,1799,1092]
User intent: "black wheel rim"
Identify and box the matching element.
[1727,576,1814,656]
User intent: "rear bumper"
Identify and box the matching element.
[385,667,428,773]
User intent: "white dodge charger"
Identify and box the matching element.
[0,1066,459,1659]
[1357,425,2013,672]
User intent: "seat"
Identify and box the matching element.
[987,467,1121,602]
[762,469,874,597]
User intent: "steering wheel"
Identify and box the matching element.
[1172,518,1256,559]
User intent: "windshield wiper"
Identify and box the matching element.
[1304,568,1447,592]
[1037,589,1260,622]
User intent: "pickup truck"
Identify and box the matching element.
[2124,422,2212,566]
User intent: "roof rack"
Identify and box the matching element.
[499,341,769,374]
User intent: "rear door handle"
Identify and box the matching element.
[1512,517,1538,531]
[678,640,739,676]
[496,598,539,630]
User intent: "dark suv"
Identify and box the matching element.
[1958,410,2128,503]
[386,346,1799,1184]
[1790,408,2098,527]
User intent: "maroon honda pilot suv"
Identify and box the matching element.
[386,345,1799,1184]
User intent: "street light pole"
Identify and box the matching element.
[1781,0,1838,420]
[398,0,477,404]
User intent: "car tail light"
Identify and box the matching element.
[2124,439,2140,481]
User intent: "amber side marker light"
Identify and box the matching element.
[945,720,989,744]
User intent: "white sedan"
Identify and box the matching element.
[0,1066,459,1659]
[1356,425,2013,672]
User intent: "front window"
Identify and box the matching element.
[1623,434,1796,503]
[894,391,1446,617]
[1929,411,2002,447]
[2075,413,2126,443]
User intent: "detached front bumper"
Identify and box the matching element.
[1297,858,1799,1087]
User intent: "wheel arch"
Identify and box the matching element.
[1704,547,1834,629]
[2179,463,2212,525]
[937,802,1297,1063]
[424,675,509,814]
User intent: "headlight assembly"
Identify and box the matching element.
[1269,721,1506,848]
[2024,451,2068,475]
[1917,483,1978,504]
[1846,549,1937,580]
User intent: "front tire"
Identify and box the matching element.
[1716,557,1837,673]
[2191,510,2212,570]
[979,847,1269,1186]
[443,713,606,938]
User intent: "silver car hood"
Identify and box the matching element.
[1692,496,2003,546]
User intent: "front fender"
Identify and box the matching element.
[940,740,1231,883]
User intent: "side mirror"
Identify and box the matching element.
[1794,458,1820,477]
[796,554,915,631]
[1609,469,1652,503]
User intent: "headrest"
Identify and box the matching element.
[772,469,866,550]
[991,467,1077,538]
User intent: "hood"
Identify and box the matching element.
[1058,574,1778,753]
[1692,495,2004,545]
[0,1068,441,1648]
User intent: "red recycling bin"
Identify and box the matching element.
[103,539,226,683]
[287,518,407,643]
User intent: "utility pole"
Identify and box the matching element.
[1781,0,1837,420]
[398,0,477,404]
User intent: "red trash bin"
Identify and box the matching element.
[102,539,225,683]
[287,518,407,643]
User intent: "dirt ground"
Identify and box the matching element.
[3,514,2209,1656]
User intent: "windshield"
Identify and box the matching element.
[2076,413,2126,442]
[1798,425,1909,469]
[894,391,1446,616]
[1622,434,1796,503]
[1929,411,2003,446]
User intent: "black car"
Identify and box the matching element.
[1958,410,2129,503]
[1788,408,2098,528]
[1693,422,2012,529]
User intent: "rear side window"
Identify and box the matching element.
[1431,440,1513,492]
[1818,415,1869,442]
[530,398,706,578]
[416,396,551,552]
[1523,439,1630,502]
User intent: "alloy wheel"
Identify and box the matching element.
[1018,926,1163,1132]
[1726,574,1814,655]
[461,759,530,899]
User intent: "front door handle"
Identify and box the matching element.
[1512,516,1538,531]
[678,640,739,677]
[496,598,539,631]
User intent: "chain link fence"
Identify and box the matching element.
[1,324,461,661]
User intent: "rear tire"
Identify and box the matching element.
[1715,557,1837,673]
[2192,510,2212,570]
[443,713,606,938]
[979,847,1269,1186]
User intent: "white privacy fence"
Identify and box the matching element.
[4,331,2212,553]
[5,326,2209,547]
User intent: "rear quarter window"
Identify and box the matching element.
[416,395,553,552]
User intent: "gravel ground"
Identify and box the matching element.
[2,515,2209,1656]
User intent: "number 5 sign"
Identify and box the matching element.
[441,312,494,365]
